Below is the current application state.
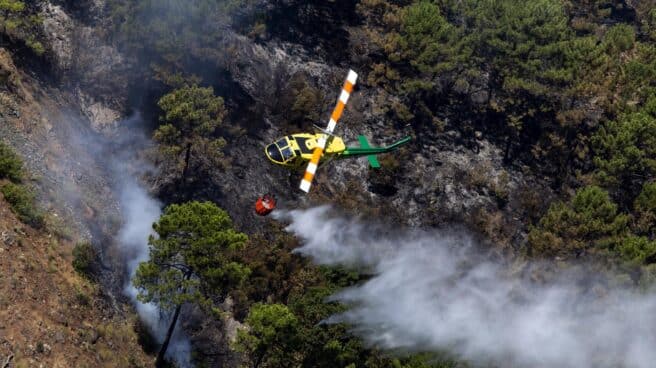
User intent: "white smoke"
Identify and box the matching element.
[278,206,656,368]
[110,118,193,368]
[116,178,192,368]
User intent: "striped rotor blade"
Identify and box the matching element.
[300,69,358,193]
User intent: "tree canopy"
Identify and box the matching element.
[235,303,300,368]
[0,0,44,55]
[133,201,249,366]
[154,84,228,183]
[134,201,249,309]
[528,186,630,258]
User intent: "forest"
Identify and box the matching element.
[2,0,656,367]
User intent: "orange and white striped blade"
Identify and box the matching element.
[300,69,358,193]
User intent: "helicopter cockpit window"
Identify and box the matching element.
[280,146,293,161]
[266,144,283,162]
[276,139,287,149]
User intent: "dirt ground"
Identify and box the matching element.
[0,194,152,368]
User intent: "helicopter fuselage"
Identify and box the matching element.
[265,133,346,167]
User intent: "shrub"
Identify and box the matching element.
[1,182,43,227]
[635,182,656,236]
[72,242,96,277]
[592,112,656,192]
[616,236,656,266]
[528,186,630,258]
[603,24,636,55]
[0,142,23,182]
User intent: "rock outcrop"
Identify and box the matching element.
[40,1,129,135]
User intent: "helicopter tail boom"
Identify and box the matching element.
[341,136,412,167]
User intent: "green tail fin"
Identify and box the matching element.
[358,135,381,168]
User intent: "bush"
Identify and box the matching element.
[592,112,656,192]
[528,186,630,258]
[0,142,23,182]
[603,24,636,55]
[72,242,96,277]
[635,182,656,236]
[1,182,43,227]
[617,236,656,266]
[0,1,46,56]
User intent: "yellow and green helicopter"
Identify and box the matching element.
[264,69,411,193]
[265,133,411,169]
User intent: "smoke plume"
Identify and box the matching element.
[60,112,193,367]
[117,177,192,368]
[108,116,192,368]
[278,206,656,368]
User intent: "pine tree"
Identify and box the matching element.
[133,201,249,367]
[528,186,630,258]
[0,0,44,55]
[235,303,300,368]
[154,84,228,184]
[592,112,656,193]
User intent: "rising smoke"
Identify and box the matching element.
[117,176,192,368]
[62,112,193,367]
[107,116,193,368]
[278,206,656,368]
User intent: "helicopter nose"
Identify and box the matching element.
[265,143,283,163]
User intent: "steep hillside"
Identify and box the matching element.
[0,191,151,367]
[2,0,656,367]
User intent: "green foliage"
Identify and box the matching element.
[592,112,656,190]
[364,0,608,167]
[0,0,25,12]
[0,141,23,182]
[235,303,300,367]
[0,1,44,55]
[462,0,579,143]
[231,226,459,368]
[394,1,460,76]
[154,84,228,181]
[157,85,226,138]
[1,182,43,228]
[72,242,97,277]
[133,201,249,311]
[528,186,630,258]
[620,43,656,105]
[634,182,656,236]
[616,236,656,266]
[603,24,635,55]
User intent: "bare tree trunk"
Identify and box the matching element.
[181,143,192,183]
[156,272,191,367]
[2,354,13,368]
[156,303,183,368]
[503,135,512,163]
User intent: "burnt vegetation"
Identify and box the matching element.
[102,0,656,366]
[3,0,656,367]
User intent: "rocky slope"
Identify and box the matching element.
[0,190,151,367]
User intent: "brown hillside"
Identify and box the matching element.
[0,195,152,368]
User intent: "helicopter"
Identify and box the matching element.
[265,70,412,193]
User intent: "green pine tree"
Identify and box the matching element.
[634,182,656,237]
[133,201,249,367]
[234,303,300,368]
[592,112,656,193]
[154,84,228,184]
[528,186,630,258]
[0,141,23,182]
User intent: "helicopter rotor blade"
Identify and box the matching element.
[300,69,358,193]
